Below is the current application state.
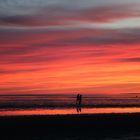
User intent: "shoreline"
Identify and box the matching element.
[1,111,140,116]
[1,106,140,117]
[1,111,140,117]
[1,111,140,118]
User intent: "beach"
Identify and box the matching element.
[1,113,140,140]
[1,95,140,139]
[0,0,139,139]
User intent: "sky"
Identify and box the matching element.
[0,0,140,94]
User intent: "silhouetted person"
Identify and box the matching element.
[76,94,80,105]
[76,94,82,105]
[76,94,82,113]
[79,94,82,105]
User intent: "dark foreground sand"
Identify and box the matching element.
[1,113,140,140]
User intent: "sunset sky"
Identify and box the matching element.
[0,0,140,94]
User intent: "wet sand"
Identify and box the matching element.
[2,107,140,116]
[1,113,140,140]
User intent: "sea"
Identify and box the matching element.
[0,94,140,116]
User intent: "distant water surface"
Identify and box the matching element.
[0,94,140,116]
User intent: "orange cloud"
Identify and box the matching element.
[0,2,139,94]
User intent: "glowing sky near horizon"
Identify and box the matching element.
[0,0,140,94]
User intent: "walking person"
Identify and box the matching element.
[76,94,82,105]
[79,94,82,105]
[76,94,80,105]
[76,94,82,113]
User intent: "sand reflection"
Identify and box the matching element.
[76,106,82,113]
[1,107,140,116]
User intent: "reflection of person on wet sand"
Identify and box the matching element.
[76,106,81,113]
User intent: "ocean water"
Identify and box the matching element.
[0,94,140,116]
